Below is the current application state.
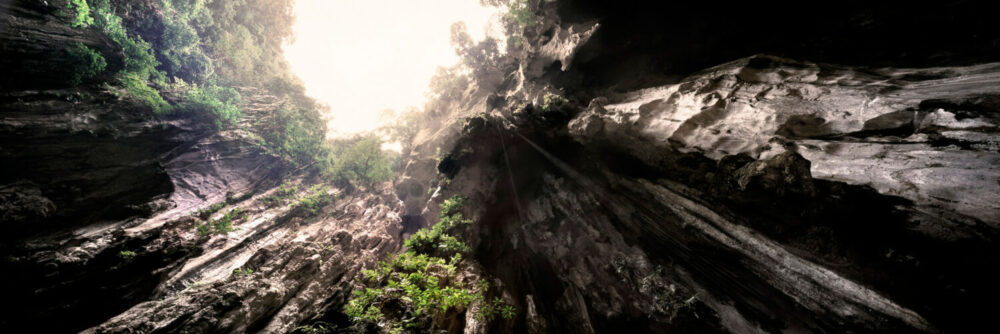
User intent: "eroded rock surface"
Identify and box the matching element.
[571,55,1000,227]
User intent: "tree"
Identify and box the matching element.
[328,135,393,187]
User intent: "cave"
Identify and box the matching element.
[1,0,998,333]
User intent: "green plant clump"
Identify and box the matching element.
[118,73,171,114]
[404,195,473,257]
[294,184,332,217]
[177,82,242,128]
[322,134,394,187]
[262,182,299,207]
[344,195,515,332]
[232,267,254,277]
[65,43,107,86]
[505,0,535,31]
[541,92,568,112]
[118,250,137,260]
[65,0,94,28]
[198,201,227,220]
[196,208,242,237]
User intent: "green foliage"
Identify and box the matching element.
[378,109,424,150]
[345,251,478,330]
[291,322,335,334]
[476,296,518,321]
[118,250,137,260]
[505,0,535,30]
[65,43,107,86]
[345,195,514,331]
[198,201,227,220]
[154,0,215,82]
[196,208,241,237]
[225,191,251,204]
[294,185,332,217]
[232,267,254,277]
[119,73,172,114]
[260,106,326,166]
[66,0,94,27]
[404,196,472,257]
[323,135,394,187]
[177,82,242,128]
[261,182,299,207]
[542,92,569,112]
[450,22,502,81]
[65,0,327,178]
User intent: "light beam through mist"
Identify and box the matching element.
[284,0,498,136]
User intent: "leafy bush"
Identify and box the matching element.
[345,195,514,331]
[196,208,241,237]
[232,267,254,277]
[65,0,94,28]
[260,106,327,166]
[323,135,394,187]
[505,0,535,30]
[541,92,568,112]
[118,250,136,260]
[262,182,299,207]
[65,43,107,86]
[294,185,332,217]
[119,73,172,114]
[404,195,473,256]
[291,322,335,334]
[178,83,242,128]
[198,201,227,220]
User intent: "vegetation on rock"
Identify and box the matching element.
[65,43,107,86]
[344,195,515,332]
[195,208,241,237]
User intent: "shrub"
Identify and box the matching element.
[541,92,568,112]
[178,83,242,128]
[118,250,137,260]
[260,106,327,166]
[345,195,514,331]
[324,135,393,187]
[294,185,332,217]
[198,201,227,220]
[262,182,299,207]
[291,323,335,334]
[196,208,242,237]
[66,0,94,28]
[232,267,254,277]
[65,43,107,86]
[404,195,472,257]
[119,73,172,114]
[505,0,535,30]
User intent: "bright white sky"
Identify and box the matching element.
[285,0,497,135]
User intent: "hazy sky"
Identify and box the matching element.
[285,0,497,135]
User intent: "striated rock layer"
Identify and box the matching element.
[3,0,1000,333]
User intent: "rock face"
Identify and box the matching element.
[3,0,1000,333]
[570,55,1000,226]
[393,1,1000,333]
[414,57,999,333]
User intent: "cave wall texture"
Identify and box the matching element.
[2,0,999,333]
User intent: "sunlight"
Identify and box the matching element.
[285,0,498,136]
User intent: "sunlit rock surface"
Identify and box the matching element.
[570,55,1000,226]
[4,0,1000,333]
